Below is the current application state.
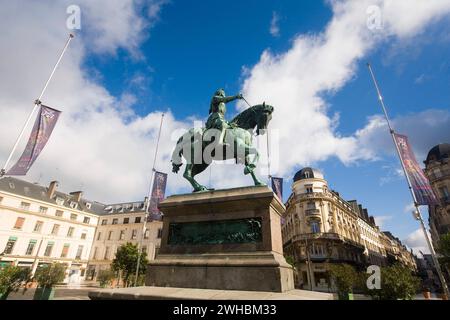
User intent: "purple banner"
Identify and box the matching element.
[148,171,168,221]
[271,177,283,201]
[7,105,61,176]
[393,133,438,205]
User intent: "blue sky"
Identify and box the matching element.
[85,1,449,242]
[1,0,450,253]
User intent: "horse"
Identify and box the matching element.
[171,103,274,192]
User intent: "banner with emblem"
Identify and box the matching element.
[393,133,438,205]
[148,171,168,221]
[271,177,283,201]
[7,105,61,176]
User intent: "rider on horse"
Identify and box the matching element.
[206,89,243,148]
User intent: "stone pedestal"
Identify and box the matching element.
[145,186,294,293]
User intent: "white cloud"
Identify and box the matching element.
[373,215,392,228]
[270,11,280,37]
[1,0,450,205]
[239,0,450,180]
[403,228,430,255]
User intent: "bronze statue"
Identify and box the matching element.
[171,89,274,192]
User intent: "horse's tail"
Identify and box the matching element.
[171,135,185,174]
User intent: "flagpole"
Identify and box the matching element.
[367,63,449,298]
[0,33,75,178]
[134,113,165,287]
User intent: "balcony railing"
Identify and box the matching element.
[305,209,321,216]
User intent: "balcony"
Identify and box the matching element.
[292,232,341,242]
[305,208,321,217]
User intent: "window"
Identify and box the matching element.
[55,210,63,217]
[51,224,60,235]
[86,203,92,209]
[44,242,54,257]
[135,217,141,224]
[104,247,110,260]
[112,218,118,225]
[306,187,313,193]
[4,237,17,254]
[20,202,30,210]
[39,206,48,214]
[93,247,98,260]
[70,213,77,221]
[157,228,163,239]
[33,221,43,233]
[119,230,125,240]
[81,233,87,240]
[307,202,316,210]
[131,229,137,240]
[108,231,113,240]
[101,219,107,225]
[56,197,64,206]
[25,240,37,255]
[123,217,129,224]
[144,229,150,239]
[97,232,102,241]
[311,221,320,234]
[439,186,449,199]
[141,246,147,254]
[13,217,25,230]
[83,217,90,224]
[75,245,83,260]
[61,244,70,258]
[67,227,75,237]
[70,202,78,209]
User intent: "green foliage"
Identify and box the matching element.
[367,264,420,300]
[97,269,115,288]
[437,233,450,268]
[284,256,296,268]
[329,264,358,296]
[0,266,30,299]
[111,243,148,287]
[34,263,66,289]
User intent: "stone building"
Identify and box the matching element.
[281,167,418,291]
[86,202,163,280]
[423,143,450,247]
[380,231,417,271]
[0,177,164,285]
[0,177,102,284]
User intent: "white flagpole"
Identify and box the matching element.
[134,113,165,287]
[367,63,449,298]
[0,33,75,177]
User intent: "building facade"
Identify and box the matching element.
[0,178,102,284]
[282,168,415,291]
[423,143,450,248]
[86,202,163,280]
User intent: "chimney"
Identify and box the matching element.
[363,208,369,221]
[47,181,59,198]
[70,191,83,202]
[369,216,376,226]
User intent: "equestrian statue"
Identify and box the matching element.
[171,88,274,192]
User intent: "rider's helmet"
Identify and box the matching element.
[215,88,225,97]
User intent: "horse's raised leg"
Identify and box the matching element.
[244,147,265,186]
[183,164,208,192]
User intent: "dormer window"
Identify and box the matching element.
[70,201,78,209]
[56,197,64,206]
[86,202,92,210]
[304,171,310,179]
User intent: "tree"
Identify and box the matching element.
[111,243,148,287]
[329,264,358,299]
[97,269,115,288]
[34,263,66,289]
[366,264,420,300]
[437,233,450,267]
[0,266,30,300]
